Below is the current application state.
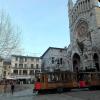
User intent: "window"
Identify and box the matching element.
[19,64,23,68]
[19,70,22,75]
[35,70,40,74]
[51,57,55,64]
[31,58,34,61]
[15,64,17,68]
[30,70,34,75]
[16,57,18,61]
[25,57,27,62]
[60,58,63,65]
[36,64,39,69]
[24,64,27,68]
[20,57,23,62]
[4,71,6,76]
[23,70,27,75]
[0,59,2,62]
[57,59,60,65]
[13,70,18,75]
[60,49,62,52]
[31,64,34,68]
[36,58,39,62]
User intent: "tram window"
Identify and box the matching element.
[73,73,77,80]
[52,74,57,81]
[41,75,44,82]
[98,73,100,79]
[48,74,52,82]
[95,73,99,79]
[65,74,71,81]
[93,73,97,79]
[84,74,88,80]
[35,73,40,82]
[65,74,67,81]
[96,73,100,79]
[71,74,73,80]
[61,74,64,81]
[59,74,61,81]
[56,75,59,81]
[49,73,60,82]
[91,74,94,79]
[79,74,84,81]
[49,74,55,82]
[36,77,40,82]
[63,73,65,80]
[52,74,55,81]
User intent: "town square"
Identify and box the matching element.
[0,0,100,100]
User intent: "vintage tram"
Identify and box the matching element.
[33,70,100,93]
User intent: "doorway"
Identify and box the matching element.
[93,53,100,71]
[73,53,80,72]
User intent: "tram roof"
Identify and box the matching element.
[36,71,100,75]
[36,70,76,74]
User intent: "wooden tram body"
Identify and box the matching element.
[78,72,100,89]
[34,71,100,93]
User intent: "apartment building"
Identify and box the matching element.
[3,60,11,79]
[11,55,42,84]
[0,58,11,80]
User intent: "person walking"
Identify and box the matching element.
[10,82,15,95]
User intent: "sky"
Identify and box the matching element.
[0,0,76,57]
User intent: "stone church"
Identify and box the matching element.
[67,0,100,72]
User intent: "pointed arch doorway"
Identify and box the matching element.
[73,53,80,72]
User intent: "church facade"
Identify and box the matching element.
[67,0,100,72]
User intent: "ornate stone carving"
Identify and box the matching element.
[75,20,88,42]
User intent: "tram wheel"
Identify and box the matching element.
[63,88,71,92]
[57,88,63,93]
[89,86,96,90]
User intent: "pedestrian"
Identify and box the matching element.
[10,82,15,95]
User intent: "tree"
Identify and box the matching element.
[0,10,21,57]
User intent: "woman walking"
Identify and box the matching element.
[10,82,15,95]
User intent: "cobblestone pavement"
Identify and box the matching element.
[0,89,100,100]
[66,89,100,100]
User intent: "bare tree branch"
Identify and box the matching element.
[0,10,21,57]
